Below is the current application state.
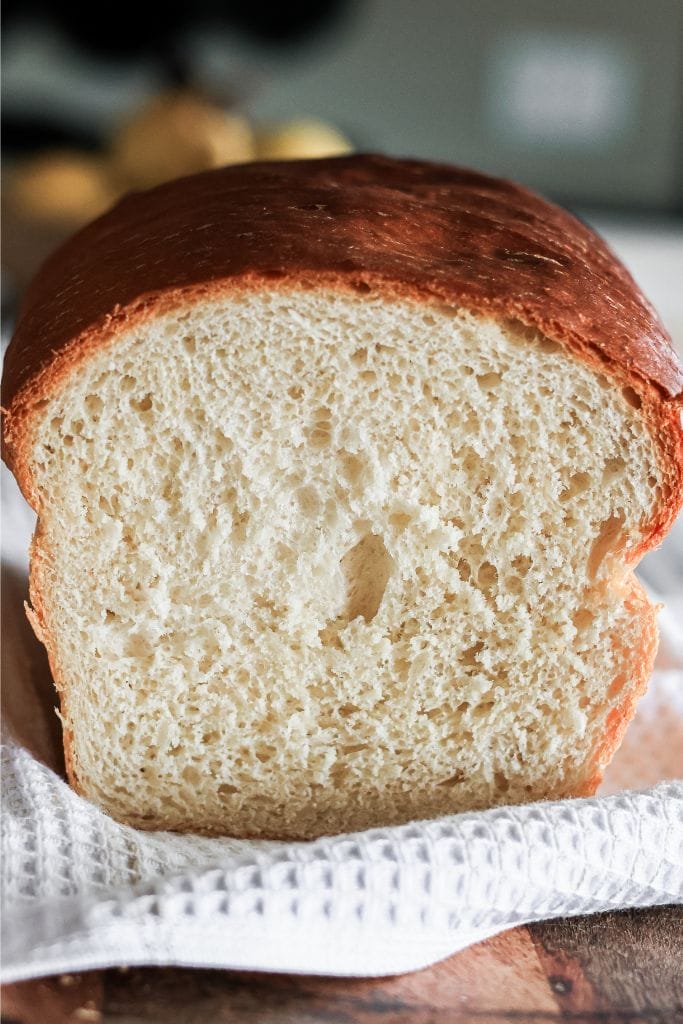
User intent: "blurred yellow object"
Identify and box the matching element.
[6,152,119,224]
[2,103,352,294]
[256,118,352,161]
[111,92,255,189]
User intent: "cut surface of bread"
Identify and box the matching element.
[3,155,682,839]
[18,290,667,836]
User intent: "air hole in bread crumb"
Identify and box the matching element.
[450,555,471,582]
[340,452,365,485]
[621,386,642,410]
[423,704,444,720]
[232,509,250,543]
[573,606,593,630]
[319,617,346,649]
[559,472,591,502]
[587,513,625,580]
[307,410,333,449]
[255,746,277,763]
[125,634,152,658]
[218,783,238,795]
[389,512,412,531]
[438,771,466,787]
[287,385,304,400]
[511,555,532,577]
[275,543,295,566]
[403,617,420,639]
[296,486,320,517]
[422,382,440,404]
[98,494,119,516]
[394,656,411,679]
[462,641,484,667]
[471,700,495,721]
[538,337,561,354]
[131,394,153,414]
[508,434,525,455]
[342,743,369,755]
[321,534,393,646]
[458,445,481,476]
[603,456,626,483]
[342,533,393,624]
[476,372,502,392]
[120,374,136,391]
[477,561,498,590]
[85,395,103,417]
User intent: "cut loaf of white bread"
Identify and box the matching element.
[3,156,682,839]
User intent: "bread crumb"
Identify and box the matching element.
[27,289,659,838]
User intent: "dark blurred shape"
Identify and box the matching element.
[1,0,349,58]
[2,114,104,155]
[211,0,351,44]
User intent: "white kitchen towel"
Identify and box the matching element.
[2,465,682,982]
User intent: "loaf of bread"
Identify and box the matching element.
[3,155,682,839]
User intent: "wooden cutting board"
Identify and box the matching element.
[3,905,682,1023]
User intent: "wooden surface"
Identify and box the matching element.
[3,906,682,1024]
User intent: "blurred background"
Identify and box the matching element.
[3,0,682,324]
[1,1,681,586]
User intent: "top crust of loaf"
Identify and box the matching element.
[3,154,683,542]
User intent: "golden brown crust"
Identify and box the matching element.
[4,154,683,401]
[3,155,682,532]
